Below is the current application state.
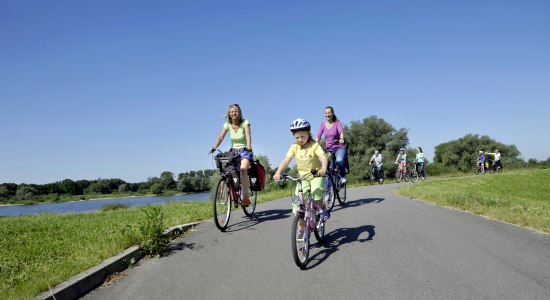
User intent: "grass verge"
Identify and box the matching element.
[396,168,550,234]
[0,188,288,299]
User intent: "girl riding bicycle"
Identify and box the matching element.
[395,148,407,175]
[273,118,329,220]
[209,103,253,206]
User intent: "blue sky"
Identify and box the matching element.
[1,0,549,184]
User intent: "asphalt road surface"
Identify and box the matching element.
[83,183,550,300]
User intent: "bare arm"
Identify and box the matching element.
[210,127,228,153]
[245,123,252,151]
[273,156,293,181]
[318,152,328,176]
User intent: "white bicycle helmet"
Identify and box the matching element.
[289,118,311,132]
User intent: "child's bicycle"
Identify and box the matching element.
[395,162,410,183]
[212,150,257,231]
[277,171,327,269]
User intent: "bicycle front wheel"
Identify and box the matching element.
[241,187,257,216]
[213,178,231,231]
[314,213,325,242]
[395,169,403,183]
[324,176,335,212]
[291,213,309,269]
[338,180,347,204]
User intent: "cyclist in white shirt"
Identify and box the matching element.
[369,150,383,182]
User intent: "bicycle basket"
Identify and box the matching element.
[215,151,240,175]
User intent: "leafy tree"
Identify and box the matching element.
[0,183,17,198]
[58,179,82,195]
[0,186,11,199]
[160,171,176,190]
[433,134,522,172]
[15,185,38,201]
[345,115,408,180]
[118,183,130,193]
[151,183,163,194]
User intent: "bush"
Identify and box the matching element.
[123,205,169,256]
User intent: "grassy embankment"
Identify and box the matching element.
[2,169,549,299]
[397,168,550,234]
[0,188,289,300]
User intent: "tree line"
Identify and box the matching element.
[2,115,548,204]
[0,170,216,204]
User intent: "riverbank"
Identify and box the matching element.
[0,191,205,207]
[0,192,212,217]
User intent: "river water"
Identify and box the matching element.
[0,192,210,217]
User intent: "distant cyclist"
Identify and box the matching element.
[369,149,384,182]
[209,104,253,206]
[273,118,329,221]
[395,148,407,175]
[316,106,348,184]
[487,149,502,172]
[415,146,426,180]
[477,150,485,174]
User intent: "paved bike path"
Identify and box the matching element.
[83,183,550,300]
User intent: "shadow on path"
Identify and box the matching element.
[331,197,384,212]
[224,208,292,232]
[304,224,376,270]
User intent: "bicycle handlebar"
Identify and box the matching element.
[275,170,325,182]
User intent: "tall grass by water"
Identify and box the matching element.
[397,168,550,233]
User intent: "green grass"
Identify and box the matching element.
[397,168,550,233]
[0,188,286,300]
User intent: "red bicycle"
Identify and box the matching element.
[212,151,257,231]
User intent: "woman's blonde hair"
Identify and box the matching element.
[226,104,243,124]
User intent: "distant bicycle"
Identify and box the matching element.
[410,161,426,183]
[212,151,257,231]
[490,161,503,174]
[277,172,327,269]
[475,161,485,175]
[395,162,410,183]
[368,164,384,185]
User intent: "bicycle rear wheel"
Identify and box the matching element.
[291,213,309,269]
[213,178,231,231]
[241,187,257,216]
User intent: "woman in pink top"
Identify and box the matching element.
[316,106,348,183]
